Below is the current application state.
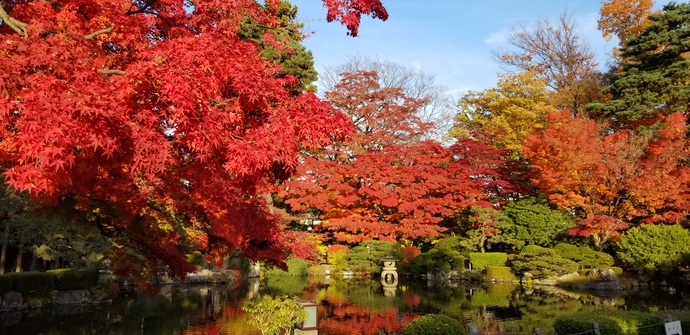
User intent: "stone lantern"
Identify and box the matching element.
[380,256,399,297]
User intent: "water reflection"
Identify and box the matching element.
[1,276,688,335]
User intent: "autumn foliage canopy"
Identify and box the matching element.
[524,111,690,249]
[0,0,388,284]
[281,71,518,243]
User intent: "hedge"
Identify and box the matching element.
[554,310,662,335]
[47,268,99,291]
[469,252,507,270]
[402,314,465,335]
[8,271,55,295]
[484,266,516,282]
[0,275,11,295]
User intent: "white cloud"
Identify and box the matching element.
[484,28,510,45]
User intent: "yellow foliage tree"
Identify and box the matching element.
[449,71,555,157]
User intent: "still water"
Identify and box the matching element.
[0,276,688,335]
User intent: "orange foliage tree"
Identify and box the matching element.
[0,0,389,286]
[524,111,690,250]
[599,0,655,46]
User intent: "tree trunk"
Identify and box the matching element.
[14,242,23,273]
[29,248,36,271]
[0,221,10,275]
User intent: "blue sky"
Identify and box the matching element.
[292,1,671,94]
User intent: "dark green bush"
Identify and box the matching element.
[0,275,12,295]
[347,240,402,274]
[483,266,516,282]
[554,310,662,335]
[503,195,575,250]
[512,245,578,278]
[469,252,507,270]
[402,314,465,335]
[409,249,464,277]
[8,271,55,295]
[432,236,465,253]
[47,268,99,291]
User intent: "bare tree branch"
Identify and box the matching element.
[0,3,28,38]
[98,69,126,75]
[85,26,114,40]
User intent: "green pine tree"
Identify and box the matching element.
[589,2,690,126]
[238,0,318,93]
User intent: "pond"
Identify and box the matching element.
[0,276,688,335]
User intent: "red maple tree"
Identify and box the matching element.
[281,71,517,243]
[0,0,388,286]
[524,111,690,249]
[568,215,628,250]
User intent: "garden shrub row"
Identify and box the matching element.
[47,268,99,291]
[469,252,507,270]
[0,275,12,295]
[553,310,662,335]
[0,268,98,295]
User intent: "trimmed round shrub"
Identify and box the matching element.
[0,275,12,295]
[47,268,99,291]
[186,251,205,266]
[484,266,516,282]
[266,257,309,276]
[554,243,614,269]
[409,249,464,277]
[469,252,507,270]
[617,224,690,275]
[512,245,578,278]
[8,271,54,295]
[554,310,662,335]
[402,314,465,335]
[285,257,309,276]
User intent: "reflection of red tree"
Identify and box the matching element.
[402,291,421,307]
[319,304,417,335]
[467,308,500,335]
